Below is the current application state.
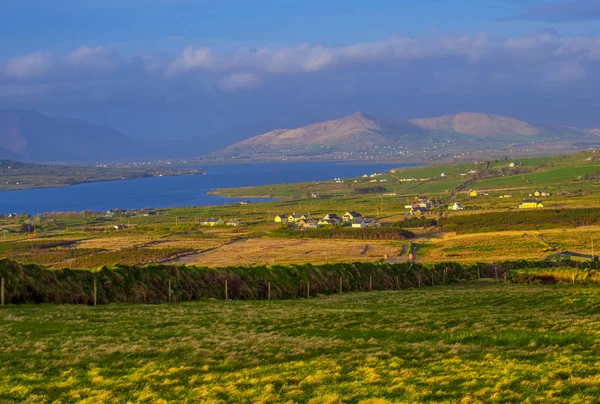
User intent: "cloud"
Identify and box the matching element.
[65,46,122,72]
[219,73,260,91]
[166,46,215,76]
[5,52,53,79]
[1,33,600,98]
[513,0,600,22]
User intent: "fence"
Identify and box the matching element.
[0,258,598,305]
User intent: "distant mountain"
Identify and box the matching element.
[0,110,152,162]
[216,113,425,155]
[409,112,541,137]
[212,112,600,159]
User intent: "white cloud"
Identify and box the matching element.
[65,46,121,72]
[5,52,53,79]
[166,46,215,76]
[164,33,600,79]
[2,33,600,94]
[219,73,260,91]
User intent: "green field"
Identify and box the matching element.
[1,283,600,403]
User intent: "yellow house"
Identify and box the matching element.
[274,215,288,223]
[201,218,224,226]
[519,199,544,209]
[288,213,311,222]
[468,190,478,197]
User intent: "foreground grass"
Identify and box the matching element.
[2,283,600,403]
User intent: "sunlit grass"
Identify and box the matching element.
[2,283,600,402]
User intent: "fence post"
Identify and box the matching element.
[369,275,372,291]
[268,282,271,300]
[340,277,343,294]
[93,278,97,306]
[444,269,447,284]
[477,267,481,279]
[572,274,576,285]
[225,279,229,300]
[307,282,310,299]
[494,267,498,279]
[1,277,4,306]
[168,279,172,302]
[418,272,422,288]
[504,273,507,284]
[395,276,400,290]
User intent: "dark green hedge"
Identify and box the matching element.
[0,258,598,305]
[438,209,600,234]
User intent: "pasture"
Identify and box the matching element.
[1,283,600,403]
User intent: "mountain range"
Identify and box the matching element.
[1,109,600,162]
[0,110,151,162]
[213,112,600,158]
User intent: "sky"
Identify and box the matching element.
[1,0,600,143]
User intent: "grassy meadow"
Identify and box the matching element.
[2,283,600,403]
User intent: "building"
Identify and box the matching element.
[352,218,378,228]
[343,211,363,222]
[448,202,464,211]
[532,191,551,197]
[318,219,339,226]
[410,207,430,216]
[322,213,341,224]
[519,199,544,209]
[288,213,311,222]
[468,190,478,197]
[201,218,225,226]
[302,219,320,229]
[112,224,128,230]
[226,219,241,227]
[274,215,288,223]
[416,201,433,209]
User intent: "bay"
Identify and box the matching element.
[0,161,414,214]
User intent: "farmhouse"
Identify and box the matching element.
[274,215,288,223]
[468,190,478,197]
[532,190,551,197]
[416,201,433,209]
[519,199,544,209]
[322,213,341,224]
[201,218,224,226]
[302,219,320,229]
[448,202,464,211]
[352,218,378,228]
[343,211,363,222]
[318,219,339,226]
[226,219,241,227]
[288,213,312,222]
[410,207,430,216]
[112,224,128,230]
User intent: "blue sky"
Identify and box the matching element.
[1,0,600,142]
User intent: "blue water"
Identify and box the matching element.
[0,161,413,214]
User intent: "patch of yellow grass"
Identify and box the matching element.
[179,238,401,267]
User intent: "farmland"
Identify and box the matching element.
[2,151,600,269]
[2,283,600,403]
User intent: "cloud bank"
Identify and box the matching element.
[1,33,600,100]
